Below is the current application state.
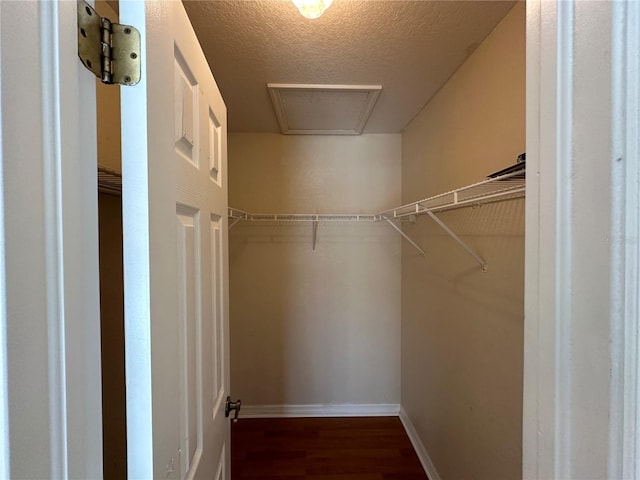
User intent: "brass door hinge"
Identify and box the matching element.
[77,1,141,86]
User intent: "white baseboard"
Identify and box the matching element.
[399,405,441,480]
[240,403,400,418]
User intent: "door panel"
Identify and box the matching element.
[209,110,223,186]
[120,2,229,478]
[174,54,198,166]
[176,206,201,477]
[210,216,225,420]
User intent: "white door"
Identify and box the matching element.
[119,2,230,479]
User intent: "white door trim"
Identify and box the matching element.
[0,7,9,474]
[524,1,573,476]
[0,1,102,478]
[525,1,640,478]
[524,1,554,475]
[608,0,640,477]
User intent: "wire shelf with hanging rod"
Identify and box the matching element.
[228,208,377,223]
[374,169,525,222]
[228,166,526,270]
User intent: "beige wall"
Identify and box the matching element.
[401,3,525,479]
[229,133,401,406]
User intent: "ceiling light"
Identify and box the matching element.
[292,0,334,19]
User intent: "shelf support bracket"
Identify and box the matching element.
[384,219,425,256]
[312,219,318,251]
[424,210,488,271]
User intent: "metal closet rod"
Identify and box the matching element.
[228,209,377,223]
[227,169,526,271]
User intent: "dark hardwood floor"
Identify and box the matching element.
[231,416,428,480]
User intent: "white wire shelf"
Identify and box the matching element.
[374,170,525,221]
[229,170,524,224]
[228,168,525,270]
[228,208,376,222]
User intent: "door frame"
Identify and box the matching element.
[524,0,640,478]
[0,1,102,478]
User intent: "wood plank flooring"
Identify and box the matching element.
[231,416,428,480]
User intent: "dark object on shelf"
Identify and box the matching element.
[487,152,526,179]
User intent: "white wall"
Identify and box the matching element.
[228,133,401,408]
[400,3,525,479]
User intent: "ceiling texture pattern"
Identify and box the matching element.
[184,0,516,134]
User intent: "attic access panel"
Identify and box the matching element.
[268,83,382,135]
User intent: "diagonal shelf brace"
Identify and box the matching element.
[384,219,425,256]
[424,210,488,272]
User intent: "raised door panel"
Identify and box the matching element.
[210,215,225,420]
[176,207,202,477]
[208,110,222,186]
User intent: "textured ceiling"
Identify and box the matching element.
[184,0,516,134]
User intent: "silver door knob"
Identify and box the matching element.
[225,396,241,422]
